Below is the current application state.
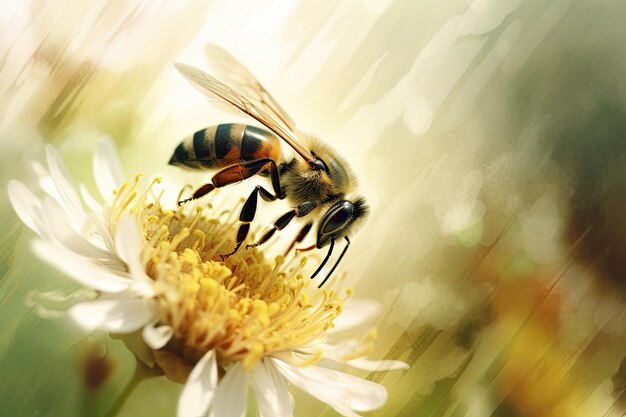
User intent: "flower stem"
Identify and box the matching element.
[104,359,160,417]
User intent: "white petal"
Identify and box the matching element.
[32,161,63,203]
[68,297,153,332]
[252,360,292,417]
[318,342,409,372]
[87,213,116,253]
[94,136,124,199]
[329,299,381,334]
[209,363,249,417]
[79,184,103,212]
[346,358,409,372]
[31,239,132,293]
[114,215,155,297]
[46,145,85,224]
[273,358,387,415]
[115,215,145,276]
[7,179,44,235]
[178,350,218,417]
[314,340,362,360]
[41,197,108,258]
[130,280,156,298]
[142,321,173,350]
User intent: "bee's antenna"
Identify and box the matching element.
[311,238,334,279]
[317,236,350,288]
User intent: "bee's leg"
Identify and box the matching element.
[245,201,317,250]
[221,160,286,258]
[295,244,316,254]
[317,236,350,288]
[284,222,313,256]
[222,185,281,258]
[178,157,283,205]
[177,183,216,206]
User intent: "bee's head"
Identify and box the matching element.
[316,197,368,248]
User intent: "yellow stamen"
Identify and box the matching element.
[107,175,363,370]
[296,349,324,367]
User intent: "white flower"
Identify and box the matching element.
[177,297,408,417]
[8,138,408,417]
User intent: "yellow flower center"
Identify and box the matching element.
[109,176,346,370]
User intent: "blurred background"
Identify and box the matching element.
[1,0,625,416]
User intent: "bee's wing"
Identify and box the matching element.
[204,44,297,132]
[175,63,313,163]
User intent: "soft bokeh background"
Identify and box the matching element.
[1,0,625,416]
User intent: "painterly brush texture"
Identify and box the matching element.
[0,1,625,416]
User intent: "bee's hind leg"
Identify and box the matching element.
[179,157,282,206]
[177,183,216,206]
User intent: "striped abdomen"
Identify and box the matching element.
[169,123,282,170]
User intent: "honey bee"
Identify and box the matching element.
[169,45,367,286]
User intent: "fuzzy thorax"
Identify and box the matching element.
[282,135,357,206]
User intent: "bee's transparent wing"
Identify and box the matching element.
[204,44,297,132]
[175,63,313,162]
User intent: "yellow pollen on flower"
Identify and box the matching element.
[109,176,353,371]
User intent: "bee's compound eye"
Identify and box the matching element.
[317,201,354,247]
[324,203,353,233]
[310,159,327,172]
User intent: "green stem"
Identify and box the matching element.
[104,359,159,417]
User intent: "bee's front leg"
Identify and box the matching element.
[245,201,317,250]
[284,222,313,256]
